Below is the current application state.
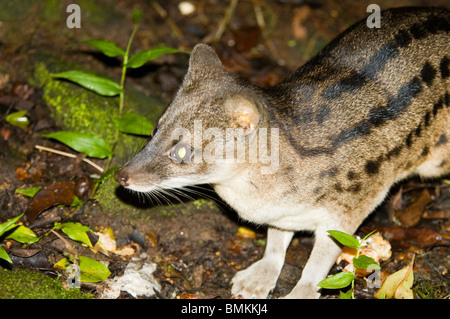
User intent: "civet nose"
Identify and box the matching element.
[114,169,130,187]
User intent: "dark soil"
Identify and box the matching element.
[0,0,449,299]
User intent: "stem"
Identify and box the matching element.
[351,244,362,299]
[119,23,138,118]
[103,23,139,174]
[351,233,374,299]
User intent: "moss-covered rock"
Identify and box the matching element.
[0,269,93,299]
[28,59,171,214]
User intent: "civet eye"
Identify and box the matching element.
[169,143,193,163]
[151,127,158,138]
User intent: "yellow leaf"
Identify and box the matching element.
[237,226,255,239]
[375,256,414,299]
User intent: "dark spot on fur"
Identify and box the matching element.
[298,144,334,157]
[347,170,357,180]
[319,167,339,178]
[316,104,330,124]
[333,120,371,147]
[365,159,381,175]
[440,56,450,79]
[415,123,422,137]
[328,167,338,177]
[424,111,431,127]
[421,146,429,156]
[394,29,412,48]
[405,161,413,170]
[347,183,362,193]
[422,13,450,34]
[313,187,322,195]
[409,23,428,39]
[362,42,398,78]
[334,183,343,192]
[386,145,402,159]
[420,61,436,86]
[316,194,326,203]
[322,71,368,100]
[433,97,444,116]
[435,134,447,146]
[406,132,413,148]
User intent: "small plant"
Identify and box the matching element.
[46,9,183,184]
[0,214,39,264]
[52,221,111,284]
[318,230,380,299]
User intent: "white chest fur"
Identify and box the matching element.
[213,177,332,232]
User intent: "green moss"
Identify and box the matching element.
[192,198,217,210]
[30,62,165,159]
[94,177,136,213]
[29,59,193,220]
[0,1,33,21]
[43,75,118,146]
[0,269,93,299]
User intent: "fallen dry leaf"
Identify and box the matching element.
[25,177,93,223]
[237,226,256,239]
[362,226,443,249]
[26,180,76,223]
[423,210,450,219]
[292,7,311,40]
[375,255,415,299]
[394,189,432,228]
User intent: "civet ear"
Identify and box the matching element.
[227,95,260,135]
[186,44,226,79]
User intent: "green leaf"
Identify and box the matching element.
[15,186,43,198]
[51,71,122,96]
[113,113,153,136]
[353,255,381,270]
[78,256,111,282]
[0,214,23,237]
[6,225,39,244]
[84,39,125,58]
[5,110,29,129]
[53,257,71,270]
[53,256,111,283]
[0,246,12,263]
[54,222,94,247]
[71,195,84,207]
[43,131,113,159]
[327,230,360,248]
[318,271,355,289]
[126,46,180,69]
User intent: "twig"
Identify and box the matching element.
[150,0,184,40]
[252,0,283,64]
[35,145,104,173]
[209,0,239,44]
[50,229,78,257]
